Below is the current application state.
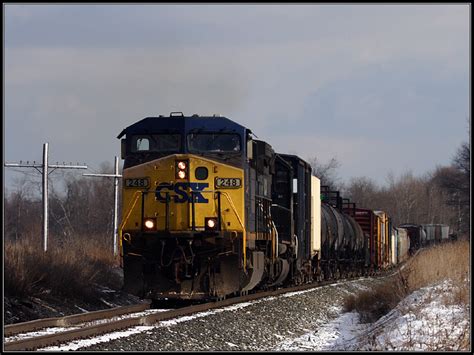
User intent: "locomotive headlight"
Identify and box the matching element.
[144,218,156,230]
[175,160,189,180]
[205,217,218,231]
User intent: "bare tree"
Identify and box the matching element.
[307,156,342,190]
[60,166,115,238]
[453,141,470,177]
[344,176,379,209]
[4,175,42,241]
[432,134,470,236]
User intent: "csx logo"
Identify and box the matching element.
[155,182,209,203]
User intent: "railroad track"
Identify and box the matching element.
[4,278,367,351]
[4,270,401,351]
[4,302,154,351]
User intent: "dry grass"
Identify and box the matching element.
[343,279,407,323]
[345,240,470,323]
[4,233,121,302]
[403,240,470,292]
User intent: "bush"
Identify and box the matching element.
[343,279,406,323]
[4,233,121,302]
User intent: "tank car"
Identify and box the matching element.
[316,188,365,279]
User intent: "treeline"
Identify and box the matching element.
[309,140,470,237]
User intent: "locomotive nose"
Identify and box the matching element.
[122,153,244,235]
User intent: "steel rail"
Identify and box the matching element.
[4,302,150,337]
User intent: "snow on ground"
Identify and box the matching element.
[273,279,470,351]
[38,325,157,351]
[274,309,367,351]
[6,309,168,343]
[365,280,470,351]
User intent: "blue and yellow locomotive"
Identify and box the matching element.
[117,113,303,300]
[117,112,393,301]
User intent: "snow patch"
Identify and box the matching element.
[272,279,470,351]
[99,298,116,307]
[39,326,156,351]
[74,305,89,313]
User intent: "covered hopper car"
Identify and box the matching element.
[421,224,450,244]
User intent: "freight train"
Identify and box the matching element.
[398,223,452,255]
[116,113,421,300]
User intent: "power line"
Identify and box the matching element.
[5,143,87,252]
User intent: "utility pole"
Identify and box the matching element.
[5,143,87,252]
[83,156,122,256]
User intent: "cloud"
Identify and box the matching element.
[4,4,470,187]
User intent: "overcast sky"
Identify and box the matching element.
[3,4,470,192]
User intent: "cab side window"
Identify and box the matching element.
[136,137,150,151]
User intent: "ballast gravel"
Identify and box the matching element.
[76,277,386,351]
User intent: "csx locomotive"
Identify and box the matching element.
[117,113,405,300]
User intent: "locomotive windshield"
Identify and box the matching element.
[131,134,181,153]
[187,133,241,153]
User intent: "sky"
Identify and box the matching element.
[3,4,470,192]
